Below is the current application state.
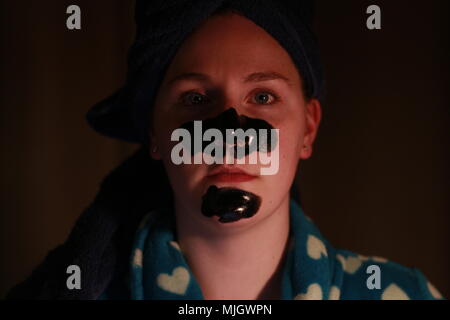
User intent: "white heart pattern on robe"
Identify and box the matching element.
[294,283,323,300]
[336,254,363,274]
[157,266,190,295]
[381,283,410,300]
[306,235,328,260]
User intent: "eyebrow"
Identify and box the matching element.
[167,71,292,87]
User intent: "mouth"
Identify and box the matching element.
[206,165,257,183]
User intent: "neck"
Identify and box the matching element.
[174,195,291,300]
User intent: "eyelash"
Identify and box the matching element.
[178,90,281,107]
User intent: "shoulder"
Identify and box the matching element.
[331,248,444,300]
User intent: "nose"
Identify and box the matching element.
[216,107,244,128]
[213,87,245,117]
[214,104,243,119]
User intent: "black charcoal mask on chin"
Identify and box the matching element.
[178,108,277,223]
[201,186,261,223]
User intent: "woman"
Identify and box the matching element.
[7,0,443,300]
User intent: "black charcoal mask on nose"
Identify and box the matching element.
[180,108,278,158]
[178,108,274,223]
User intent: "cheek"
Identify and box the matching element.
[162,159,209,207]
[278,121,304,164]
[260,122,303,192]
[276,142,300,188]
[152,114,180,158]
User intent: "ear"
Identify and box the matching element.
[300,98,322,160]
[149,130,162,160]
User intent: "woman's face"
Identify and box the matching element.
[150,11,321,228]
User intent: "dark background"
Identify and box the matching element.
[1,0,449,298]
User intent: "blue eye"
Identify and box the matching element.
[181,92,208,106]
[253,91,278,105]
[179,90,279,107]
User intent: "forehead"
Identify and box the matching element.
[161,12,301,86]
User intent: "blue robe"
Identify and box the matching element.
[100,199,444,300]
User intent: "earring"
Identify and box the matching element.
[152,145,158,153]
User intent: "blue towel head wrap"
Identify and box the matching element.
[85,0,326,145]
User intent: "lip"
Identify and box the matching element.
[206,166,257,183]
